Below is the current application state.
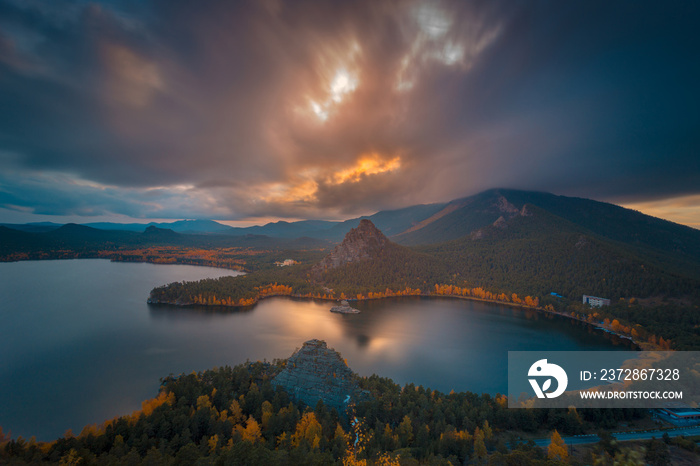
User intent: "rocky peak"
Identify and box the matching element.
[496,195,520,215]
[312,219,388,273]
[271,339,363,413]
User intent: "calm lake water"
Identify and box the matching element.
[0,259,631,440]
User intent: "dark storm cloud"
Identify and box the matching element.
[0,0,698,221]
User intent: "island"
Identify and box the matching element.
[329,300,360,314]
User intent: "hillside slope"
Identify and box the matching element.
[422,204,700,301]
[393,189,700,271]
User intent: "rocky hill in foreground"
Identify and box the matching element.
[0,337,671,465]
[272,339,366,413]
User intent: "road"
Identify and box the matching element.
[532,425,700,447]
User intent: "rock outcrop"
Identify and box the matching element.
[330,300,360,314]
[312,219,388,274]
[272,339,363,413]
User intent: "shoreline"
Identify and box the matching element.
[0,254,247,273]
[149,291,646,349]
[1,256,648,349]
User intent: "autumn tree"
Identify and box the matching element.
[547,429,568,463]
[236,416,262,444]
[229,399,244,424]
[291,412,323,449]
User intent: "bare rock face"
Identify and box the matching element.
[492,216,508,229]
[496,195,520,215]
[330,300,360,314]
[312,219,388,274]
[272,339,362,412]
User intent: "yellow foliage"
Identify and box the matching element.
[375,452,401,466]
[235,416,263,444]
[196,394,212,411]
[59,448,82,466]
[208,434,219,453]
[229,400,244,424]
[292,412,323,449]
[547,429,568,463]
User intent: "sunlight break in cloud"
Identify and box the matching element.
[331,154,402,185]
[255,153,402,208]
[307,42,361,122]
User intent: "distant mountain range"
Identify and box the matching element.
[4,188,698,250]
[3,188,700,280]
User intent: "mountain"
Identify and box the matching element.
[0,222,62,233]
[304,191,700,302]
[312,219,389,273]
[318,202,447,241]
[141,225,181,241]
[0,226,46,254]
[391,190,521,245]
[311,220,444,294]
[154,219,234,234]
[83,219,235,234]
[5,189,699,252]
[393,189,700,259]
[421,203,700,299]
[234,220,339,238]
[45,224,140,248]
[222,203,446,240]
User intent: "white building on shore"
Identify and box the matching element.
[583,295,611,307]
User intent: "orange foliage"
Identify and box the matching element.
[432,284,540,309]
[125,391,176,425]
[97,246,256,270]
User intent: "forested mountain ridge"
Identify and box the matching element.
[392,189,700,258]
[421,203,700,299]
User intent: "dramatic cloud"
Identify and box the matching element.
[0,0,698,224]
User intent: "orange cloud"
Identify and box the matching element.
[331,154,402,184]
[250,153,403,211]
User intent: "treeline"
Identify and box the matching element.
[148,264,326,306]
[0,361,648,465]
[586,301,700,351]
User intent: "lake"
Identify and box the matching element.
[0,259,631,440]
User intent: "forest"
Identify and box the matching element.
[0,360,659,465]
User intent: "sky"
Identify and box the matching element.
[0,0,698,228]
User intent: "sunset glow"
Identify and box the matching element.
[0,0,697,226]
[332,155,402,185]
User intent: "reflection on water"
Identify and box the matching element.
[0,260,631,440]
[150,295,634,396]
